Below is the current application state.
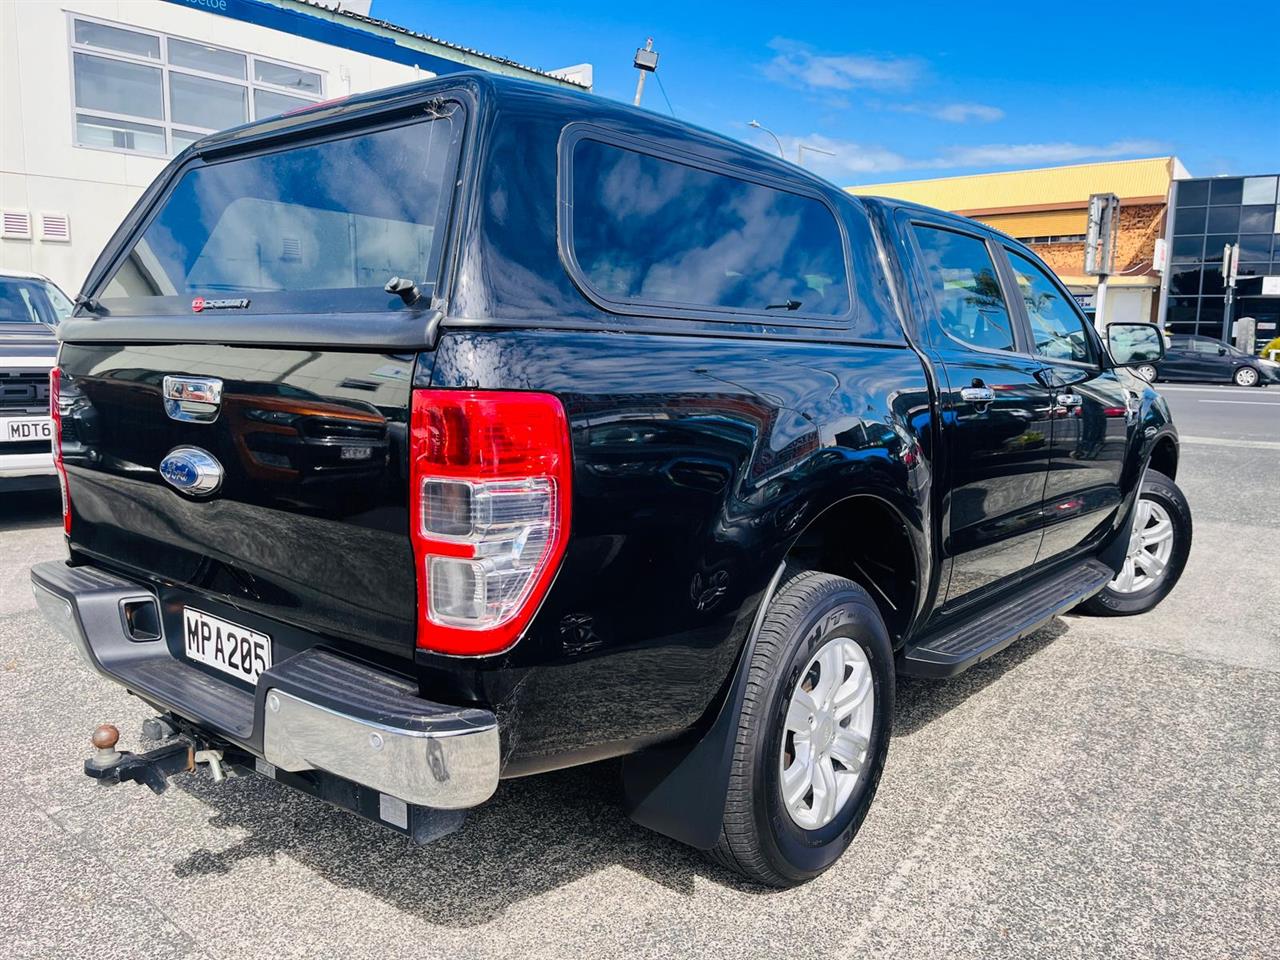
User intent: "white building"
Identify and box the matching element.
[0,0,591,296]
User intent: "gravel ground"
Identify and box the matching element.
[1,429,1276,960]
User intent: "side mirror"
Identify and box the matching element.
[1217,346,1227,356]
[1106,322,1166,367]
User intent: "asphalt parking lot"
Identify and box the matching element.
[1,385,1276,960]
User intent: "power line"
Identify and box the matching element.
[653,70,676,117]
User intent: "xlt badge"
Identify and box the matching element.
[192,297,250,312]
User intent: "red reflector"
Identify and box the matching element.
[49,367,70,534]
[409,390,572,656]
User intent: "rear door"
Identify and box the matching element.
[1160,337,1197,380]
[904,217,1055,608]
[1000,246,1129,563]
[56,103,466,668]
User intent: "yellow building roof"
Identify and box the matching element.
[847,157,1176,213]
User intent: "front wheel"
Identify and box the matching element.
[1234,366,1260,387]
[1078,469,1191,616]
[1135,363,1158,383]
[708,570,894,887]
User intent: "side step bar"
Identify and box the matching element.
[899,559,1113,678]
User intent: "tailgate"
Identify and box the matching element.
[58,343,418,659]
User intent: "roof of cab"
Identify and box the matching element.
[185,71,855,201]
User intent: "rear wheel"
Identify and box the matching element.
[1234,366,1260,387]
[708,570,893,887]
[1078,469,1191,616]
[1135,363,1158,383]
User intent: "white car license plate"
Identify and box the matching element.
[183,607,272,684]
[3,417,52,443]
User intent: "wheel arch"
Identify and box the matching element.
[1148,433,1179,481]
[782,492,924,649]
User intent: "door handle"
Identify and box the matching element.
[1056,393,1083,407]
[960,386,996,403]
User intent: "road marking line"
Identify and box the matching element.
[1158,386,1273,394]
[1180,435,1280,449]
[1197,399,1280,406]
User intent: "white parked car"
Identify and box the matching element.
[0,269,69,487]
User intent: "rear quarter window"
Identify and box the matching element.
[563,135,851,323]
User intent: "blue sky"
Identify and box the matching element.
[373,0,1279,186]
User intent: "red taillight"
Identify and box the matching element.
[409,390,572,656]
[49,367,70,534]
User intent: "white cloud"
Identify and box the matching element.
[764,38,921,92]
[892,101,1005,123]
[746,131,1169,182]
[750,131,909,176]
[924,139,1167,168]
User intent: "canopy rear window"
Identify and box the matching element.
[97,106,464,316]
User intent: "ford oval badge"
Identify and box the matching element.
[159,446,223,496]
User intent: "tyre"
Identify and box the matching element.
[709,569,893,887]
[1135,363,1158,383]
[1078,469,1191,616]
[1233,366,1260,387]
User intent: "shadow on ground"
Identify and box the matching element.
[165,615,1071,922]
[0,487,61,532]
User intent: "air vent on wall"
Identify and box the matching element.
[281,237,301,261]
[39,213,71,242]
[1,210,32,240]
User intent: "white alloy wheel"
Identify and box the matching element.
[779,637,874,830]
[1136,364,1157,382]
[1234,367,1259,387]
[1109,497,1175,594]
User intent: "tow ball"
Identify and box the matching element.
[83,722,226,794]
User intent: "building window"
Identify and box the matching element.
[69,15,324,158]
[1018,234,1087,245]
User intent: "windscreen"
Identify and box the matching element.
[97,106,463,316]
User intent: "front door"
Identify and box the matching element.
[1001,247,1129,562]
[906,221,1055,608]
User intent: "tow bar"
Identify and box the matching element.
[83,722,227,794]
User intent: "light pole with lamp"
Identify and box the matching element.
[747,120,784,159]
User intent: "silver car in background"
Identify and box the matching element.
[0,269,69,488]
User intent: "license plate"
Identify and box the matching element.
[3,417,52,443]
[183,607,272,684]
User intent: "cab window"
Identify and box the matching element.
[912,225,1015,351]
[1006,250,1095,364]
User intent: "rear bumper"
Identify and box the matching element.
[0,451,55,478]
[30,559,499,810]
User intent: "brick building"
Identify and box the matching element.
[847,157,1191,326]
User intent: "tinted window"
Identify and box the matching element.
[1176,181,1210,207]
[99,113,463,314]
[569,139,850,318]
[1173,206,1206,235]
[912,225,1015,351]
[1209,179,1243,205]
[1007,250,1095,364]
[0,279,67,326]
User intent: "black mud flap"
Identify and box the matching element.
[620,565,785,850]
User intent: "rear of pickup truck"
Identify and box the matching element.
[30,82,523,839]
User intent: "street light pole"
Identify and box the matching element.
[796,143,835,167]
[632,38,658,107]
[1222,241,1240,342]
[747,120,784,159]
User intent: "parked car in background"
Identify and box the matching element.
[1137,334,1279,387]
[0,269,69,488]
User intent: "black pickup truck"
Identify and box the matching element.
[32,73,1190,887]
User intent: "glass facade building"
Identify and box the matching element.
[1165,175,1280,346]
